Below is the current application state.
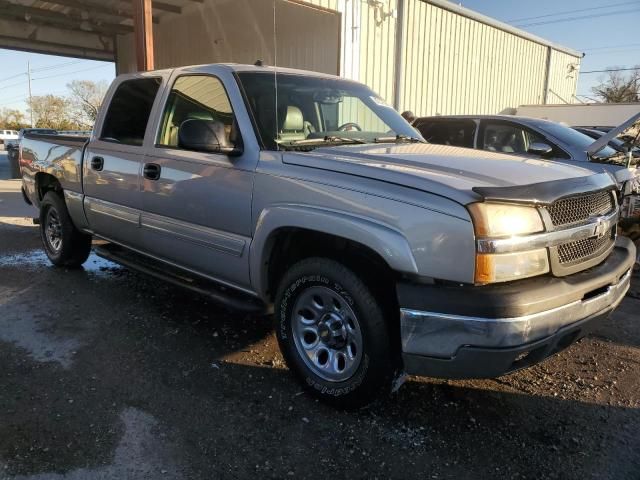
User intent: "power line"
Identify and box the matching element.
[32,63,112,81]
[0,90,68,108]
[0,72,26,84]
[31,60,85,73]
[585,48,640,56]
[580,67,639,74]
[582,42,640,52]
[0,80,30,90]
[506,1,639,23]
[516,8,640,28]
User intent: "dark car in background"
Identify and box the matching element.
[6,128,58,179]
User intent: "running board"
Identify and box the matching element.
[94,243,267,314]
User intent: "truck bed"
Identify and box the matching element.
[21,133,89,205]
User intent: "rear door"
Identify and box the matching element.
[138,71,257,290]
[83,75,165,248]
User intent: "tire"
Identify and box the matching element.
[274,257,396,408]
[39,191,92,268]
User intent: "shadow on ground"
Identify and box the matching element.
[0,222,639,479]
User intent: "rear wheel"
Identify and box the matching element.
[275,257,396,408]
[39,191,92,267]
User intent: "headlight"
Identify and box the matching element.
[476,249,549,283]
[468,203,544,237]
[468,202,548,284]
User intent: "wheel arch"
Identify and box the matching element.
[34,172,63,207]
[250,205,418,301]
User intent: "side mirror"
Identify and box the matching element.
[527,142,553,156]
[178,119,243,156]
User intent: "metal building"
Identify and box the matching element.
[0,0,582,116]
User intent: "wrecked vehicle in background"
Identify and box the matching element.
[414,113,640,241]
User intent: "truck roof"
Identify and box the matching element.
[116,62,346,82]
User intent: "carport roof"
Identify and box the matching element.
[0,0,197,62]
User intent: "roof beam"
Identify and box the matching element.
[151,1,182,14]
[0,18,114,62]
[0,3,133,35]
[35,0,160,24]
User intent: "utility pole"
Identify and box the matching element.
[27,61,34,127]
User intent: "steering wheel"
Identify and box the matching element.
[337,122,363,132]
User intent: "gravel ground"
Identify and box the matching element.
[0,155,639,479]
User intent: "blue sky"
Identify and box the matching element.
[0,0,638,114]
[0,51,115,114]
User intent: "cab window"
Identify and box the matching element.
[481,122,545,154]
[415,119,476,148]
[157,75,235,149]
[101,77,161,146]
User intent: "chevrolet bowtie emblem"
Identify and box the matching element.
[592,216,607,239]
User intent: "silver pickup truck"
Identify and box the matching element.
[19,64,636,408]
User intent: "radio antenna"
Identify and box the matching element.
[273,0,279,150]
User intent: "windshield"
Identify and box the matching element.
[236,72,420,150]
[537,122,619,159]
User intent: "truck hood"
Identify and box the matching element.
[283,143,596,204]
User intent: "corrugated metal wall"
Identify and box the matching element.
[546,49,580,104]
[117,0,341,76]
[116,0,581,114]
[396,0,578,115]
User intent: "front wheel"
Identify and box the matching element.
[275,257,396,408]
[39,191,92,268]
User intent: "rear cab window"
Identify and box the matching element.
[100,77,162,146]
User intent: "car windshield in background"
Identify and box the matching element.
[237,72,420,150]
[537,122,623,162]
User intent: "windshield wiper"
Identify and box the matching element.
[278,136,367,150]
[374,134,425,144]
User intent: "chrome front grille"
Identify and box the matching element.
[556,229,615,265]
[547,190,615,227]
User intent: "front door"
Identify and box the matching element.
[139,74,255,290]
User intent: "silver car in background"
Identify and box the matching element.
[414,115,637,179]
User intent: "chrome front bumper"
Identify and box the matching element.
[401,268,631,360]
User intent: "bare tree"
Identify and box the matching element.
[29,95,81,130]
[591,67,640,103]
[66,80,109,128]
[0,108,28,130]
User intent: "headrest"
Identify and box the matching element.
[282,106,304,131]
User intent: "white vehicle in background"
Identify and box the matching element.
[0,129,19,146]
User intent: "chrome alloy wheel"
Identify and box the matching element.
[45,208,63,252]
[291,286,363,382]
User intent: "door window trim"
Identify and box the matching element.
[98,76,163,148]
[477,119,570,159]
[153,73,237,152]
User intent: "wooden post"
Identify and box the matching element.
[133,0,154,71]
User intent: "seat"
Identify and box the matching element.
[169,111,214,146]
[278,106,306,143]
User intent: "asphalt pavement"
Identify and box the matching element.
[0,151,639,479]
